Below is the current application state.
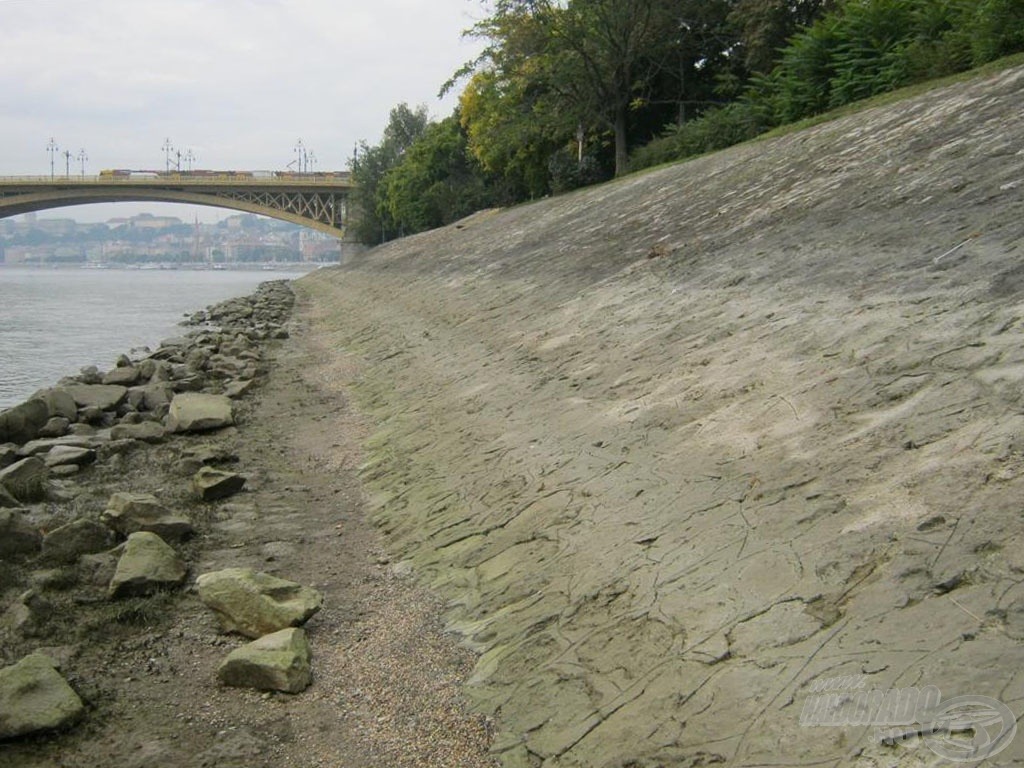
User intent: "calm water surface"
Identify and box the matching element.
[0,267,305,408]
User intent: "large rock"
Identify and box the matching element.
[0,443,17,469]
[17,435,97,457]
[37,417,71,439]
[0,653,84,739]
[0,399,50,445]
[195,568,323,638]
[110,421,166,443]
[34,388,79,422]
[41,518,116,564]
[191,467,246,501]
[63,384,128,411]
[217,627,312,693]
[0,509,42,557]
[108,531,187,598]
[101,492,193,541]
[166,393,234,433]
[43,445,97,468]
[102,366,141,386]
[0,456,48,502]
[0,484,21,509]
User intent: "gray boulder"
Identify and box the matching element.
[0,484,21,508]
[63,384,128,411]
[0,509,42,557]
[17,435,96,457]
[37,417,71,439]
[223,380,254,399]
[166,393,234,433]
[42,518,116,564]
[101,492,193,541]
[43,445,97,468]
[102,366,141,386]
[110,421,166,443]
[0,653,84,739]
[218,627,312,693]
[0,443,17,469]
[194,567,323,638]
[0,399,50,445]
[191,467,246,501]
[108,531,187,598]
[0,456,48,502]
[35,388,78,422]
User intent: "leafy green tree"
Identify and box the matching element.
[350,103,429,243]
[381,114,497,234]
[729,0,833,74]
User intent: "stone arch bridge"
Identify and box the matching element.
[0,173,353,238]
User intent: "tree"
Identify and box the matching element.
[349,103,429,243]
[381,114,497,234]
[728,0,833,74]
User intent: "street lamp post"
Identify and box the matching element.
[77,149,88,177]
[63,149,72,178]
[162,138,174,173]
[184,149,196,172]
[294,138,306,174]
[46,138,58,180]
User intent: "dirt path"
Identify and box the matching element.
[1,292,496,767]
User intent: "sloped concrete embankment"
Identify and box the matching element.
[297,65,1024,766]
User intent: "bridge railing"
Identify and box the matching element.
[0,173,352,185]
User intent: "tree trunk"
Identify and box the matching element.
[614,106,629,177]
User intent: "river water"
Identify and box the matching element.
[0,266,307,409]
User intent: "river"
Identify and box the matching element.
[0,266,308,408]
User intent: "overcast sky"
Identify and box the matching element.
[1,0,485,221]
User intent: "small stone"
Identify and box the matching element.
[192,467,246,501]
[108,531,187,598]
[217,628,312,693]
[0,652,84,739]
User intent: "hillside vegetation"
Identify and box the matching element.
[298,62,1024,766]
[349,0,1024,245]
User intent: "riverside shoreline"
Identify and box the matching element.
[290,64,1024,766]
[0,282,497,767]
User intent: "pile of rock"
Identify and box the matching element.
[0,280,294,741]
[0,280,293,482]
[196,567,323,693]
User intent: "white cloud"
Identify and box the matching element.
[0,0,485,220]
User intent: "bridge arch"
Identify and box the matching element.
[0,176,352,238]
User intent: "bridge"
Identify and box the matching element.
[0,172,354,238]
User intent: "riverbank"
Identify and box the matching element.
[291,63,1024,766]
[0,284,496,767]
[4,60,1024,767]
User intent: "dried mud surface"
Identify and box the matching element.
[293,65,1024,766]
